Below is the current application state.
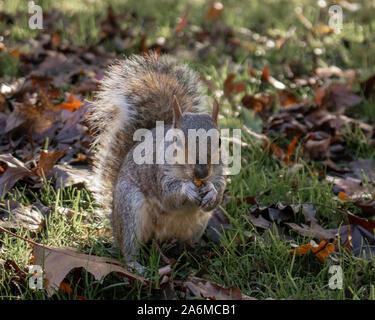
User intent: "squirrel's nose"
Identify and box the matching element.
[194,164,208,179]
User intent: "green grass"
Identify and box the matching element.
[1,137,375,300]
[1,0,375,300]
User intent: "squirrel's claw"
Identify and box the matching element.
[182,180,201,206]
[200,182,218,211]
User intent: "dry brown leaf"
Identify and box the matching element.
[0,154,31,198]
[0,200,49,231]
[33,245,149,296]
[347,212,375,234]
[285,221,337,241]
[205,1,223,20]
[278,90,298,106]
[354,199,375,217]
[242,93,275,115]
[321,84,361,113]
[184,276,255,300]
[223,74,245,99]
[36,149,67,177]
[360,73,375,98]
[11,91,61,141]
[48,164,92,189]
[303,138,331,160]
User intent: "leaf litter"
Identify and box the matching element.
[0,1,375,299]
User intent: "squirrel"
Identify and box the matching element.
[89,53,226,260]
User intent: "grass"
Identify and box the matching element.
[1,0,375,300]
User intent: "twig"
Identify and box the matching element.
[0,225,42,247]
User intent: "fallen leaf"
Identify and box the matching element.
[321,85,361,113]
[33,245,148,296]
[347,212,375,234]
[313,24,333,35]
[283,136,298,164]
[205,1,223,20]
[59,282,73,294]
[0,154,31,198]
[303,138,331,160]
[278,90,298,106]
[242,93,275,115]
[338,192,350,202]
[0,200,50,231]
[184,276,254,300]
[360,73,375,98]
[48,164,92,189]
[175,6,190,33]
[339,223,375,259]
[285,221,337,242]
[246,213,271,230]
[36,149,67,177]
[223,74,246,99]
[354,198,375,217]
[290,240,335,262]
[60,92,84,112]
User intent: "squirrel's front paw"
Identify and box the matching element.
[199,182,218,211]
[182,181,201,206]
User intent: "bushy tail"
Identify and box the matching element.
[89,53,206,214]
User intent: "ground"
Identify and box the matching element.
[0,0,374,300]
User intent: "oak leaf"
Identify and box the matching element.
[60,92,84,112]
[33,245,149,296]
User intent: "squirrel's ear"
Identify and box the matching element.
[173,95,182,128]
[212,99,219,125]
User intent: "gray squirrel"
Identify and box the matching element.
[89,53,226,260]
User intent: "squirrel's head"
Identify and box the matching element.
[167,97,222,181]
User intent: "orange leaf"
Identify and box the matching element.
[175,5,190,33]
[291,243,312,255]
[314,243,335,263]
[338,192,349,202]
[314,24,334,35]
[232,82,246,93]
[60,92,84,112]
[205,1,223,20]
[291,240,334,263]
[223,74,245,98]
[283,136,298,164]
[60,282,73,294]
[314,87,326,105]
[10,49,20,58]
[52,32,61,47]
[278,90,298,106]
[261,66,270,81]
[263,140,284,160]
